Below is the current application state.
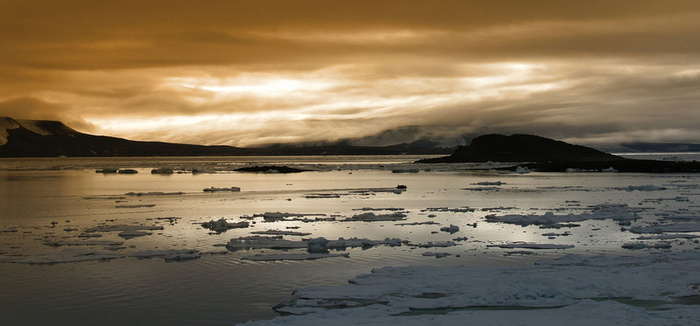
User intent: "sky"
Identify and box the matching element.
[1,0,699,148]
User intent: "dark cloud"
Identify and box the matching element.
[0,0,699,147]
[0,97,96,132]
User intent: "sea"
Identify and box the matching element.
[1,153,698,325]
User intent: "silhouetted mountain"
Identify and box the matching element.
[420,134,622,163]
[0,117,452,157]
[418,134,700,173]
[619,142,700,153]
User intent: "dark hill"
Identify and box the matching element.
[418,134,700,173]
[419,134,621,163]
[0,117,452,157]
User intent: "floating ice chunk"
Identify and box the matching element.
[424,207,475,213]
[118,230,152,238]
[486,207,639,227]
[601,167,618,172]
[439,224,459,233]
[131,249,201,261]
[44,240,124,246]
[613,185,667,191]
[85,225,164,233]
[355,207,405,211]
[636,234,700,240]
[621,242,672,250]
[244,299,700,325]
[253,212,327,221]
[254,251,700,326]
[95,168,118,173]
[326,237,403,249]
[151,167,174,174]
[250,230,312,236]
[422,252,451,258]
[461,186,499,191]
[125,191,183,196]
[515,166,530,174]
[409,241,456,248]
[307,237,403,252]
[474,181,505,186]
[201,218,249,233]
[395,221,439,226]
[391,168,419,173]
[77,233,102,238]
[344,212,407,222]
[226,237,307,251]
[115,204,156,208]
[242,253,349,261]
[305,194,341,199]
[487,242,574,249]
[203,186,241,192]
[629,223,700,233]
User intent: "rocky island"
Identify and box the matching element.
[419,134,700,173]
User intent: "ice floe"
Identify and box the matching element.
[227,237,308,251]
[343,212,407,222]
[486,205,640,227]
[487,242,575,250]
[307,237,403,252]
[125,191,184,196]
[242,253,350,261]
[421,252,451,258]
[395,221,439,226]
[613,185,667,191]
[629,223,700,233]
[201,218,250,233]
[423,207,475,213]
[636,234,700,240]
[85,225,164,233]
[130,249,202,261]
[203,186,241,192]
[243,251,700,326]
[439,224,459,233]
[226,236,404,252]
[408,241,456,248]
[621,242,672,250]
[44,240,124,247]
[250,230,312,236]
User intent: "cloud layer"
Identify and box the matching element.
[1,0,699,147]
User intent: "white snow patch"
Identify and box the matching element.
[16,119,53,135]
[0,117,20,146]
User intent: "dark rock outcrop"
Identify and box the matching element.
[419,134,621,163]
[418,134,700,173]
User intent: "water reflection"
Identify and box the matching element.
[0,156,698,325]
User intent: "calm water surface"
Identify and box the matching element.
[1,155,698,325]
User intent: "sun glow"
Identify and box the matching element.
[168,75,337,98]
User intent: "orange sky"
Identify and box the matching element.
[1,0,699,147]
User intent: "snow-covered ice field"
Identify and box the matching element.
[0,155,698,325]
